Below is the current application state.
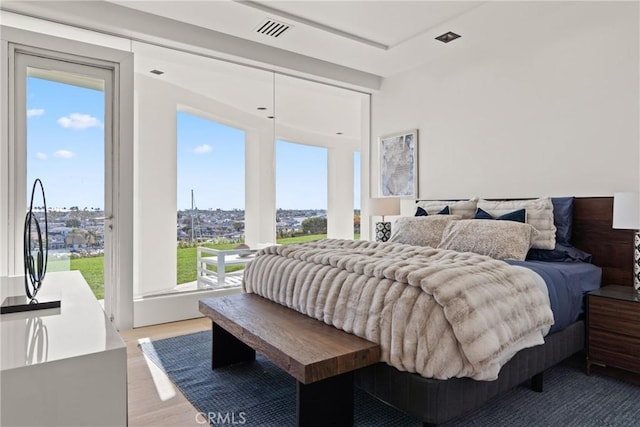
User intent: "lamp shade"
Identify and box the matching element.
[613,192,640,230]
[369,198,400,217]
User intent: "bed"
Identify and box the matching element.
[242,197,635,426]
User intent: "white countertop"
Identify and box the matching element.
[0,271,125,371]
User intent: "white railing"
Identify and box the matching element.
[196,247,256,289]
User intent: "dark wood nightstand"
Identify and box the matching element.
[587,285,640,375]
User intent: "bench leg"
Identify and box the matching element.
[531,372,543,392]
[296,372,354,427]
[211,321,255,369]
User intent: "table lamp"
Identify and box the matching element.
[370,198,400,242]
[613,192,640,291]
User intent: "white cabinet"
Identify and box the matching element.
[1,271,127,426]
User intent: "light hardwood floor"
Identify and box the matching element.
[120,317,211,426]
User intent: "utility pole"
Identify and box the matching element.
[190,189,195,244]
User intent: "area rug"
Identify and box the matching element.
[140,330,640,426]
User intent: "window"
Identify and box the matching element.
[276,141,327,242]
[26,73,107,298]
[176,111,246,288]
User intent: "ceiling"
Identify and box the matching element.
[1,1,579,86]
[109,0,483,77]
[0,1,581,141]
[1,0,496,81]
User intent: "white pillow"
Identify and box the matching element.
[389,215,461,248]
[438,219,538,261]
[477,197,556,250]
[415,197,478,219]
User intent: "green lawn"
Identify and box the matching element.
[48,256,106,300]
[277,234,328,244]
[68,234,339,299]
[176,242,241,284]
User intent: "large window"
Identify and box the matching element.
[276,140,327,242]
[176,111,245,287]
[129,40,368,325]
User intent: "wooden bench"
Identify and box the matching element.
[199,293,381,426]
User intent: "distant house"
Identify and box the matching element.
[65,230,96,249]
[49,226,73,238]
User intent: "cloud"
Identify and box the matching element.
[192,144,213,154]
[27,109,45,118]
[57,113,102,130]
[54,150,76,159]
[35,152,47,160]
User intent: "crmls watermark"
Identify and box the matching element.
[195,411,247,425]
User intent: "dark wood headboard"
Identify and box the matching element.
[572,197,634,286]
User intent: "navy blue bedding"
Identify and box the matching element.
[505,260,602,334]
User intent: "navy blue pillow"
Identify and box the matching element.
[527,243,592,263]
[551,197,574,245]
[416,207,428,216]
[474,208,493,220]
[415,206,450,216]
[474,208,526,223]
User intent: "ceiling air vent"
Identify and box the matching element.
[255,18,292,38]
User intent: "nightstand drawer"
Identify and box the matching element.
[588,297,640,337]
[589,328,640,372]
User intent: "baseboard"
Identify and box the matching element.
[133,287,242,327]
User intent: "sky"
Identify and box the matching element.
[27,77,361,211]
[26,76,105,210]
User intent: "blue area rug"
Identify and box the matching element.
[140,330,640,426]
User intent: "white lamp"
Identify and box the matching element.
[613,192,640,291]
[370,198,400,242]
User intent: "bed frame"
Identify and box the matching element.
[354,197,635,426]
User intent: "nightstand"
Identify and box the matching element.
[587,285,640,375]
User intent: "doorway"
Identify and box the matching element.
[10,46,117,320]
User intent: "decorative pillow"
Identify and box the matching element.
[415,197,478,219]
[438,219,538,260]
[389,215,462,248]
[415,205,450,216]
[474,208,526,223]
[477,198,556,250]
[551,197,574,245]
[527,243,592,263]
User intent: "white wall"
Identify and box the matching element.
[0,10,131,51]
[134,76,179,297]
[327,147,355,238]
[371,1,640,214]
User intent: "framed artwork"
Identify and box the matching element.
[379,129,418,198]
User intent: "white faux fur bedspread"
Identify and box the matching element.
[242,239,554,380]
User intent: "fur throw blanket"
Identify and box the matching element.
[243,239,554,380]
